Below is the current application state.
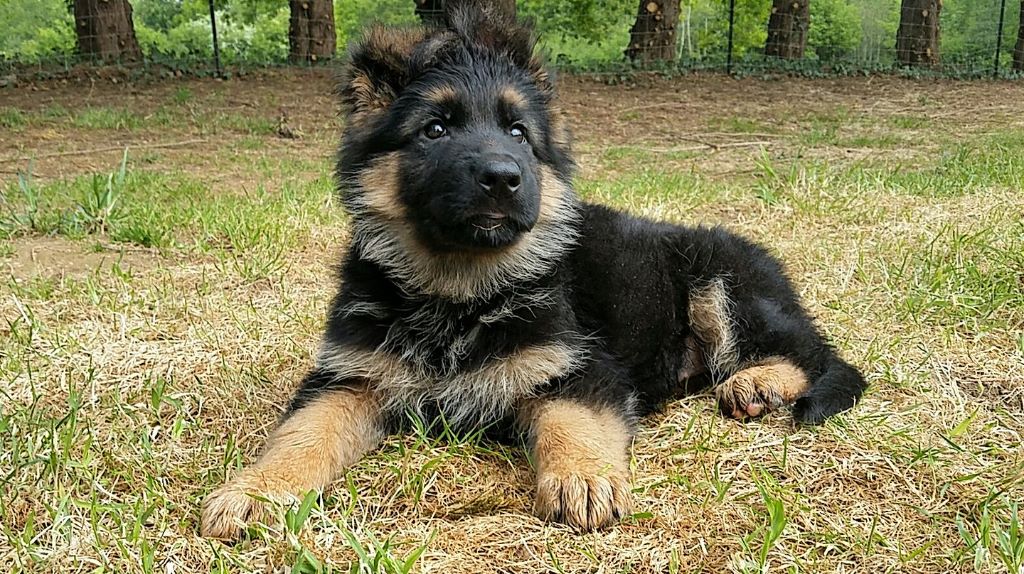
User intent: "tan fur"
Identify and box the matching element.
[716,357,810,419]
[547,106,572,149]
[423,84,459,106]
[688,278,739,376]
[347,73,394,118]
[499,86,529,109]
[527,55,552,93]
[317,341,584,428]
[346,26,429,117]
[535,164,571,224]
[520,399,633,531]
[352,152,404,219]
[350,164,579,301]
[200,388,382,539]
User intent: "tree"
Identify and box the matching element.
[73,0,142,62]
[289,0,336,63]
[1015,0,1024,72]
[625,0,681,62]
[895,0,941,66]
[765,0,810,59]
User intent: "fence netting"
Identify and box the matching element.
[1,0,1021,79]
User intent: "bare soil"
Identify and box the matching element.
[4,70,1022,182]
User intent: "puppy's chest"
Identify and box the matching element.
[380,290,555,374]
[329,289,582,426]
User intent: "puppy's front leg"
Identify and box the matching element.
[201,384,381,540]
[522,398,634,531]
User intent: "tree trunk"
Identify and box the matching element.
[1014,0,1024,72]
[896,0,941,67]
[625,1,681,62]
[764,0,810,59]
[73,0,142,62]
[289,0,336,63]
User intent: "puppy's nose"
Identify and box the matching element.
[477,156,522,197]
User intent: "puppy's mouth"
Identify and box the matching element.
[470,213,508,232]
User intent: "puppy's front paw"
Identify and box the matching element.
[535,468,633,531]
[200,474,298,540]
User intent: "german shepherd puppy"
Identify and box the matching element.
[201,3,866,538]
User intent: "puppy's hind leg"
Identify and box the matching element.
[715,357,810,420]
[201,380,382,540]
[791,354,866,424]
[685,260,865,423]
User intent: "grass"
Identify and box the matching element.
[1,73,1023,573]
[2,104,284,138]
[0,107,27,130]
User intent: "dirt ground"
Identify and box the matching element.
[3,69,1021,181]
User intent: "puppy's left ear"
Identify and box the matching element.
[339,25,429,120]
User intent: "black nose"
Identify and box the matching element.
[477,156,522,197]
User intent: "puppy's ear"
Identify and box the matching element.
[339,25,429,119]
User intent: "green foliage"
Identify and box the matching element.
[809,0,862,61]
[518,0,634,65]
[850,0,899,64]
[132,0,291,65]
[335,0,421,51]
[0,0,1014,74]
[520,0,634,43]
[0,0,74,63]
[713,0,772,58]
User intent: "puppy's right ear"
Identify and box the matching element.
[339,25,428,120]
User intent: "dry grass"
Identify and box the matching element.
[1,71,1023,573]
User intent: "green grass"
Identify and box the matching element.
[2,154,337,280]
[1,75,1023,574]
[0,107,27,129]
[172,87,194,105]
[880,224,1024,328]
[3,104,281,137]
[72,107,150,130]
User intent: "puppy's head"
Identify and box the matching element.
[336,3,577,299]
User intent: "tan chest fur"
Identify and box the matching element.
[316,341,585,427]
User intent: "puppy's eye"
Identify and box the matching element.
[510,124,527,144]
[424,121,447,139]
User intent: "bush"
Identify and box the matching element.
[336,0,420,51]
[0,0,75,63]
[809,0,862,61]
[165,18,214,62]
[219,8,289,64]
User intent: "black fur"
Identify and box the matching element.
[291,4,866,436]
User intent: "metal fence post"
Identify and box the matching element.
[726,0,736,74]
[208,0,223,77]
[994,0,1008,78]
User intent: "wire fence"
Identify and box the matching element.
[1,0,1021,82]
